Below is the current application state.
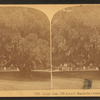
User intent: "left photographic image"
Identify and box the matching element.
[0,7,50,90]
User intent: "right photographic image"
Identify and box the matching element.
[52,5,100,89]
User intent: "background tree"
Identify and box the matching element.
[52,6,100,69]
[0,7,50,76]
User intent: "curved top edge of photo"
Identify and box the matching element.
[51,5,100,23]
[0,6,50,42]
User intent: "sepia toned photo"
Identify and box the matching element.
[52,5,100,89]
[0,4,100,97]
[0,7,50,90]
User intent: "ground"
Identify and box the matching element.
[0,80,50,90]
[0,71,51,90]
[52,71,100,89]
[0,79,51,90]
[0,71,100,90]
[53,77,100,89]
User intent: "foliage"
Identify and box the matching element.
[0,7,50,74]
[52,6,100,69]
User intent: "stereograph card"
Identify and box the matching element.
[0,4,100,97]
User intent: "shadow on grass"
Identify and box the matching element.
[53,71,100,80]
[0,71,51,82]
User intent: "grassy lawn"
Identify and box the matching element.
[52,71,100,89]
[0,71,51,90]
[0,71,100,90]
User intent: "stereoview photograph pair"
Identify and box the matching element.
[0,4,100,97]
